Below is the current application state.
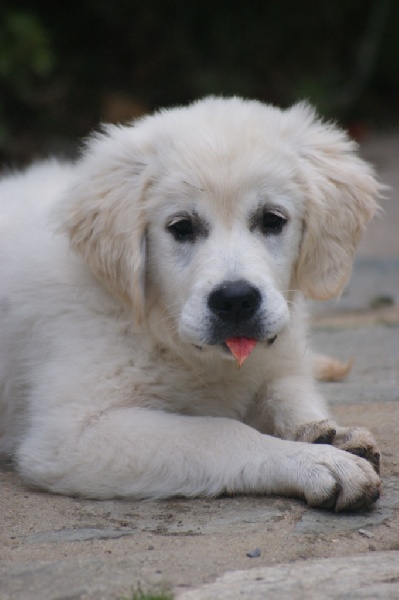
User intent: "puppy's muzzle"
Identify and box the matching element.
[208,279,261,324]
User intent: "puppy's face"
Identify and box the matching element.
[63,97,380,363]
[145,141,305,359]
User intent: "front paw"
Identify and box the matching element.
[295,419,337,445]
[294,420,381,474]
[333,426,381,474]
[296,444,381,511]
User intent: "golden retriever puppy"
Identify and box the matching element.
[0,97,382,510]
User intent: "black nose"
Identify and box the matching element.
[208,280,261,323]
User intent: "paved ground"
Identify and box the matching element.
[1,131,398,599]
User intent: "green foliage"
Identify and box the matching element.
[0,9,55,87]
[121,585,174,600]
[0,0,397,163]
[0,8,55,152]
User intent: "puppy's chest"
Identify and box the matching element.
[133,355,266,420]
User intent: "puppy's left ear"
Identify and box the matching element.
[60,125,152,324]
[288,104,383,300]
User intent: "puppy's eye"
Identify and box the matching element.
[262,211,287,235]
[167,218,194,242]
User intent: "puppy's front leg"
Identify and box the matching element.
[257,376,380,473]
[250,375,331,440]
[16,407,380,510]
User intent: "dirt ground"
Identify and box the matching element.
[1,130,398,599]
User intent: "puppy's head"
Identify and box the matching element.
[60,98,381,359]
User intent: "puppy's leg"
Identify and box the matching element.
[312,353,353,382]
[294,422,380,472]
[270,379,381,473]
[258,375,332,440]
[15,406,380,510]
[255,376,380,474]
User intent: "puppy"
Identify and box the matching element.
[0,97,382,510]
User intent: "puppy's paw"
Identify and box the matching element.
[333,426,381,474]
[297,444,381,511]
[294,419,337,445]
[294,420,380,474]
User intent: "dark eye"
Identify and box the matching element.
[168,218,195,242]
[262,211,287,235]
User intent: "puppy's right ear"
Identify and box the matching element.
[59,125,153,324]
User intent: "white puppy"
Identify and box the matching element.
[0,97,382,510]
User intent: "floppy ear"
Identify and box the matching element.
[286,104,382,300]
[60,125,153,324]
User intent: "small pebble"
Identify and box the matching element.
[359,528,374,539]
[246,548,261,558]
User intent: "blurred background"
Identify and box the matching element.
[0,0,398,164]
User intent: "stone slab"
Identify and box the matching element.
[179,551,399,600]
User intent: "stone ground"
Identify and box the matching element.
[1,131,398,599]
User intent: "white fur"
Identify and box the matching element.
[0,97,381,509]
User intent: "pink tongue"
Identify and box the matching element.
[225,337,257,367]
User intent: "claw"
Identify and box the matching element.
[314,429,336,445]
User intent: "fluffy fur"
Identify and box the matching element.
[0,97,382,510]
